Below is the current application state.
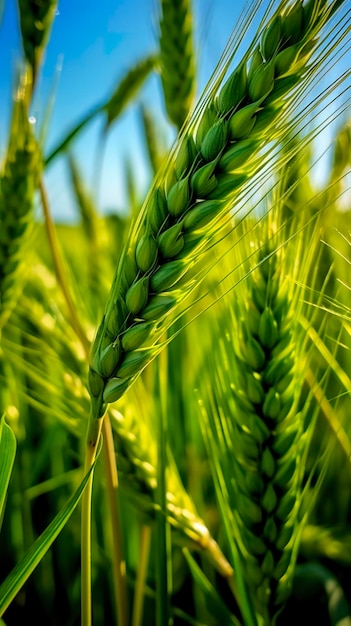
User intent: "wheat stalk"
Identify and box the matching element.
[88,0,347,427]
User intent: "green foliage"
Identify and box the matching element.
[0,413,16,530]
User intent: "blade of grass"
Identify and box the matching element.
[0,454,98,618]
[45,54,157,166]
[132,525,151,626]
[102,414,129,626]
[45,104,103,166]
[81,419,103,626]
[0,413,17,530]
[155,348,173,626]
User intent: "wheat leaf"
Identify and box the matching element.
[0,414,16,531]
[0,456,98,618]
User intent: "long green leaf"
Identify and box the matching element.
[45,104,102,166]
[0,460,97,617]
[0,414,16,530]
[155,355,172,626]
[45,54,157,166]
[104,55,157,131]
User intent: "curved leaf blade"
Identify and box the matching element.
[0,414,16,529]
[0,460,96,618]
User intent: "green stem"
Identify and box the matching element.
[102,415,129,626]
[81,418,103,626]
[155,349,173,626]
[132,525,151,626]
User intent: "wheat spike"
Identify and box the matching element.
[109,405,233,578]
[88,0,347,424]
[17,0,58,88]
[0,73,41,329]
[230,241,303,620]
[199,213,321,623]
[159,0,196,129]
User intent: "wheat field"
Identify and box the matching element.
[0,1,351,625]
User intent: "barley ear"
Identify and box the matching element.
[230,242,303,621]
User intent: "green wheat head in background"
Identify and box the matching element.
[0,1,351,626]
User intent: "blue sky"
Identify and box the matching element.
[1,0,245,222]
[0,1,350,222]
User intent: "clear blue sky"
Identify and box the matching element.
[0,1,350,222]
[1,0,245,222]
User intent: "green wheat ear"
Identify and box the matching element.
[198,213,322,623]
[0,72,42,330]
[17,0,58,89]
[109,403,233,578]
[88,0,348,428]
[230,241,303,621]
[159,0,196,129]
